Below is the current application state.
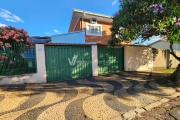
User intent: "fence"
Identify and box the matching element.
[0,43,36,76]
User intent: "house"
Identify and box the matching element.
[51,9,131,45]
[50,9,152,72]
[68,9,112,44]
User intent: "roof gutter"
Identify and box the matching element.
[74,9,112,19]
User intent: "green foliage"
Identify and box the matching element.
[0,26,30,46]
[0,26,36,76]
[0,26,31,62]
[109,0,180,46]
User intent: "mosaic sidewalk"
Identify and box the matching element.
[0,72,176,120]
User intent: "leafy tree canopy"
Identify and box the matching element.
[0,26,31,61]
[0,26,30,47]
[109,0,180,60]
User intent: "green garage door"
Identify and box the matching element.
[98,46,124,74]
[45,46,92,82]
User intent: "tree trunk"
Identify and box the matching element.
[169,42,180,61]
[170,64,180,83]
[169,42,180,83]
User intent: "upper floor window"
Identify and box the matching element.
[86,23,102,36]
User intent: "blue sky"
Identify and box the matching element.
[0,0,119,36]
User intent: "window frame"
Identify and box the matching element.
[86,23,102,36]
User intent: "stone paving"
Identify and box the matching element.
[0,72,178,120]
[133,97,180,120]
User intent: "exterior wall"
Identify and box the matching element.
[153,49,166,69]
[74,18,82,31]
[0,44,47,85]
[83,19,111,44]
[169,50,180,68]
[124,46,153,71]
[73,19,111,44]
[73,18,131,45]
[153,49,180,69]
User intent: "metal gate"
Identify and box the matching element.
[98,46,124,74]
[45,45,92,82]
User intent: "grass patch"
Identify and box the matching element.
[154,68,175,74]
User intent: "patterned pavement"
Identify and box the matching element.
[0,72,177,120]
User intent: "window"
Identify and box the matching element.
[86,23,102,36]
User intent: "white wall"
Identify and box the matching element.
[91,45,98,76]
[153,49,180,69]
[124,46,153,71]
[150,41,180,51]
[0,44,47,85]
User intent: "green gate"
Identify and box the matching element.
[45,45,92,82]
[98,46,124,74]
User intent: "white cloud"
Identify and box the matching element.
[0,8,24,23]
[45,32,51,35]
[112,0,117,6]
[54,29,61,34]
[0,23,6,27]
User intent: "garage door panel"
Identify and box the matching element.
[45,46,92,82]
[98,46,124,74]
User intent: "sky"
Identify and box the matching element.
[0,0,161,44]
[0,0,119,36]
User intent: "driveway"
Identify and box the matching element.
[0,72,177,120]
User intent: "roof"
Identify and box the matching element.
[30,36,51,43]
[148,39,180,50]
[73,9,112,18]
[68,9,113,32]
[148,40,164,46]
[51,30,85,44]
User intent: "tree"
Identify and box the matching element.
[0,26,30,45]
[109,0,180,82]
[0,26,30,65]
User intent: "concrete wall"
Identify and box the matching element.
[91,45,98,76]
[169,50,180,68]
[124,46,153,71]
[153,49,166,69]
[0,44,47,85]
[153,49,180,69]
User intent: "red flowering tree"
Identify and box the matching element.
[0,26,30,64]
[0,26,30,46]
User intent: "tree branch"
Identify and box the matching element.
[169,42,180,61]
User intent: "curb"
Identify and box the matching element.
[110,91,180,120]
